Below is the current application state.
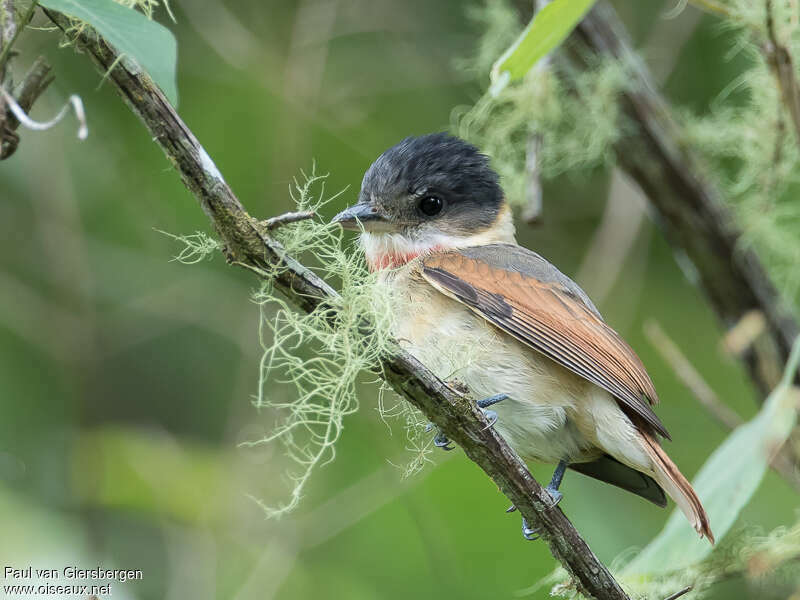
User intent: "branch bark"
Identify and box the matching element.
[565,2,799,398]
[44,9,631,600]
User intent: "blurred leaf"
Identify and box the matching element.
[624,337,800,576]
[39,0,179,105]
[0,485,91,567]
[489,0,596,95]
[72,427,236,524]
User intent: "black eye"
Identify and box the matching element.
[418,195,443,216]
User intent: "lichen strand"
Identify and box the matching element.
[236,170,418,518]
[162,171,423,515]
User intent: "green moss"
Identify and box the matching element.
[680,18,800,309]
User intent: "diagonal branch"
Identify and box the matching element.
[44,9,630,600]
[565,2,800,399]
[558,0,800,481]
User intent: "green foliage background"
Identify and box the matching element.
[0,1,798,599]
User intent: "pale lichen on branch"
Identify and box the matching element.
[237,171,399,517]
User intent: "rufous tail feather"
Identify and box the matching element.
[639,430,714,544]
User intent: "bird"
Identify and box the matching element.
[331,132,713,543]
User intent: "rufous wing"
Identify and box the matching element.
[419,244,669,439]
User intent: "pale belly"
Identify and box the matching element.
[388,270,605,465]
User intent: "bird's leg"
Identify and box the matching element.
[476,393,509,428]
[545,459,567,504]
[433,429,454,451]
[512,459,569,541]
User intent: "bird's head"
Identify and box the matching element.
[332,133,515,271]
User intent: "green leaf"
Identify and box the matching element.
[623,337,800,576]
[40,0,179,105]
[490,0,597,95]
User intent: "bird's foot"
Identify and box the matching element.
[477,393,508,429]
[426,393,510,450]
[425,423,454,451]
[545,485,563,505]
[521,516,540,541]
[434,430,454,451]
[510,485,564,541]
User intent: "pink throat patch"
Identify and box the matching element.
[367,245,445,272]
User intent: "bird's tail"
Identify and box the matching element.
[638,430,714,544]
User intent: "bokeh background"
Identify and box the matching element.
[1,1,797,599]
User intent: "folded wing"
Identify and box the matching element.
[419,244,669,439]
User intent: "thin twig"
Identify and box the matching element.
[45,9,631,600]
[13,56,54,115]
[663,586,693,600]
[721,310,767,357]
[0,0,36,71]
[644,320,744,430]
[522,132,543,224]
[1,55,53,158]
[687,0,733,18]
[260,210,316,230]
[0,0,17,150]
[521,0,549,225]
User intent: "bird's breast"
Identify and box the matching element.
[382,263,595,464]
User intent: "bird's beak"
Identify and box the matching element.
[331,203,393,232]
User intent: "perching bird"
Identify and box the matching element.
[332,133,713,543]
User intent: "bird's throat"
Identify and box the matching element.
[366,246,445,272]
[361,207,517,272]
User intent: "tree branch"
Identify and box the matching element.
[566,2,800,399]
[0,0,18,154]
[1,0,51,159]
[9,56,54,125]
[44,9,631,600]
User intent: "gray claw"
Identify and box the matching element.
[522,517,540,541]
[545,487,563,506]
[481,408,498,428]
[433,430,454,451]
